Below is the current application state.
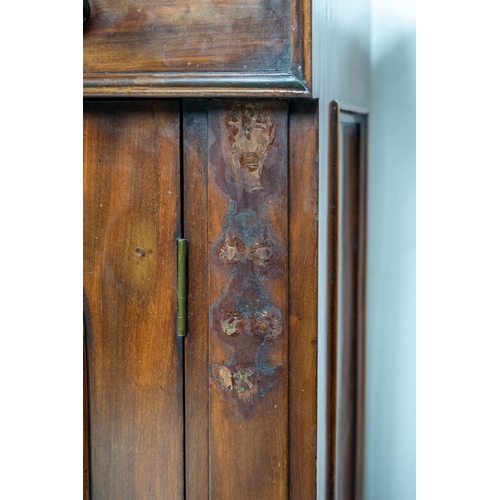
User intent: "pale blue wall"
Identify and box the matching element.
[365,0,416,498]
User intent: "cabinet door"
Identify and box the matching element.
[83,101,184,500]
[83,99,319,500]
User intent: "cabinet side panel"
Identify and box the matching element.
[83,101,184,500]
[183,100,210,500]
[208,101,289,500]
[329,109,367,500]
[336,121,360,500]
[288,100,319,499]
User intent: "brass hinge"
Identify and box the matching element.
[177,238,188,337]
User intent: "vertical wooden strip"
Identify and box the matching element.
[290,0,312,88]
[326,101,340,500]
[83,322,90,500]
[84,290,93,500]
[330,109,367,500]
[289,100,319,499]
[183,100,210,500]
[207,100,289,500]
[83,101,183,500]
[336,120,360,500]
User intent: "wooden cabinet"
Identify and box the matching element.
[83,0,310,96]
[84,1,369,499]
[84,99,318,499]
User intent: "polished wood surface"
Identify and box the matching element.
[183,100,318,500]
[288,100,319,499]
[327,104,367,500]
[83,0,311,97]
[83,101,184,500]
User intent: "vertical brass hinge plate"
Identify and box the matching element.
[177,238,188,337]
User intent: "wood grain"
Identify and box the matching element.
[183,100,210,500]
[83,73,309,98]
[83,315,90,500]
[183,100,318,499]
[83,101,183,500]
[288,100,318,499]
[83,0,311,96]
[208,100,289,500]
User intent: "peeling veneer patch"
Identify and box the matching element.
[219,236,273,266]
[221,307,283,339]
[221,311,243,337]
[226,104,276,193]
[218,210,276,268]
[213,364,259,403]
[210,102,286,409]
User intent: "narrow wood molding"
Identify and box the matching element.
[84,72,310,98]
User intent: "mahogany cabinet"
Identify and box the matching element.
[84,1,369,499]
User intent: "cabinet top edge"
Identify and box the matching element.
[83,72,311,98]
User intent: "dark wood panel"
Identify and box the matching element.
[83,101,184,500]
[207,100,289,500]
[183,100,318,500]
[327,103,367,500]
[336,119,359,500]
[83,0,311,96]
[288,100,318,499]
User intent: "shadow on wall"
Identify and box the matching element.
[365,22,416,500]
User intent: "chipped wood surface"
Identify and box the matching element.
[84,99,319,500]
[184,100,318,500]
[208,100,289,499]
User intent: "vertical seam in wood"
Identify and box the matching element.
[328,101,340,500]
[179,101,187,500]
[287,100,292,500]
[83,290,93,500]
[206,102,211,500]
[206,101,212,500]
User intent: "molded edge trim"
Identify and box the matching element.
[83,72,311,98]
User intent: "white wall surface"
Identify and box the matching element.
[365,0,415,498]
